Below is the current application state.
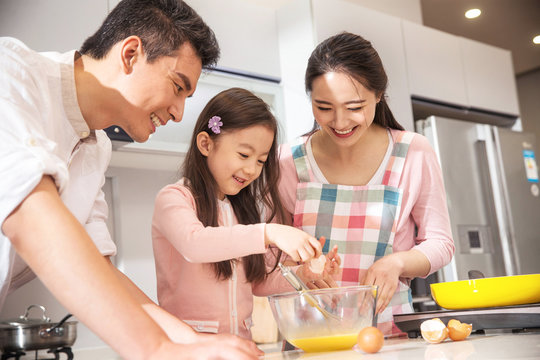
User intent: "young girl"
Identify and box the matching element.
[152,87,340,339]
[278,32,455,335]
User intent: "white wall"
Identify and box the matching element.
[104,167,180,300]
[187,0,282,80]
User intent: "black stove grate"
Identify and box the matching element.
[1,346,73,360]
[1,351,24,360]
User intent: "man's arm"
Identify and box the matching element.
[108,260,203,344]
[2,176,260,360]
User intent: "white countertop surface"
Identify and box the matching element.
[13,332,540,359]
[261,332,540,360]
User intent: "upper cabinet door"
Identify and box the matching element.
[402,20,468,107]
[0,0,108,52]
[460,38,520,116]
[187,0,281,80]
[311,0,414,131]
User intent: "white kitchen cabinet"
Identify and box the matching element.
[0,0,109,52]
[460,37,520,116]
[402,20,468,108]
[186,0,281,80]
[0,0,281,81]
[115,70,285,158]
[402,20,520,116]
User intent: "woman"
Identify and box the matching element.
[278,32,455,334]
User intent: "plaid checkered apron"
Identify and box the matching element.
[291,131,415,335]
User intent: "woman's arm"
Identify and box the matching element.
[402,133,455,274]
[364,133,455,313]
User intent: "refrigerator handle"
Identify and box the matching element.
[477,125,519,275]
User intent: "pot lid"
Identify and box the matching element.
[0,305,51,327]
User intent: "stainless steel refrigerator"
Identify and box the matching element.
[416,116,540,282]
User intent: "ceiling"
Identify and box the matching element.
[420,0,540,76]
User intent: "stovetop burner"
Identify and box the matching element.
[1,346,73,360]
[394,303,540,338]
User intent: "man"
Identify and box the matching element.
[0,0,262,358]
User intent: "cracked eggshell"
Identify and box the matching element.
[309,254,326,274]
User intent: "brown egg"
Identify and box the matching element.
[357,326,384,353]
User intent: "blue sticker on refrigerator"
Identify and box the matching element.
[523,150,539,183]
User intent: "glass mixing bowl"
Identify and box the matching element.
[267,285,377,352]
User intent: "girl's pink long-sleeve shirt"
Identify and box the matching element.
[278,129,455,276]
[152,180,293,339]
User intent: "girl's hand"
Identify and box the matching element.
[264,224,322,262]
[362,254,404,314]
[297,243,342,289]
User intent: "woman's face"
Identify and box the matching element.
[311,71,379,145]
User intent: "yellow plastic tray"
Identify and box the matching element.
[430,274,540,309]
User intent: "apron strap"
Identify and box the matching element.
[382,131,415,188]
[291,136,313,183]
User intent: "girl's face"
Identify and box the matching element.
[311,71,380,146]
[201,125,274,200]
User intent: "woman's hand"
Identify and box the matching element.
[363,250,431,314]
[297,242,342,289]
[264,224,322,262]
[362,254,404,314]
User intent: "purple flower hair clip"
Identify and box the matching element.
[208,116,223,134]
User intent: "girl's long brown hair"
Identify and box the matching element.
[182,87,284,283]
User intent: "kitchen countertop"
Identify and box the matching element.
[261,332,540,359]
[22,331,537,359]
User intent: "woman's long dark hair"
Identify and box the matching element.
[182,87,284,283]
[305,32,404,131]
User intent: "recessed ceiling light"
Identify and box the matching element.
[534,35,540,44]
[465,8,481,19]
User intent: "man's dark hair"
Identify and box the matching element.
[80,0,220,68]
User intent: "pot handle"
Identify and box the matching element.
[41,313,73,338]
[21,304,50,322]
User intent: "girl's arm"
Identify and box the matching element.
[153,184,267,262]
[153,184,321,263]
